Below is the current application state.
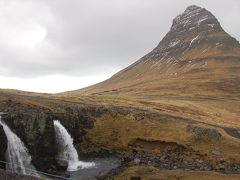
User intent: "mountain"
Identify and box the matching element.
[63,5,240,99]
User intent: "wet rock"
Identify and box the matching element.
[2,103,56,172]
[55,159,68,171]
[0,125,7,169]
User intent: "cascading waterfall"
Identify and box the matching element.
[0,114,38,176]
[53,120,95,171]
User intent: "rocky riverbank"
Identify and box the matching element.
[99,150,240,179]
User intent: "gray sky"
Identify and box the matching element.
[0,0,239,93]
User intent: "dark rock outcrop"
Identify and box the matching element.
[223,127,240,139]
[0,124,7,169]
[0,97,117,172]
[1,100,56,172]
[54,159,68,171]
[187,125,222,140]
[54,109,95,145]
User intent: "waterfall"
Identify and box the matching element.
[53,120,95,171]
[0,115,38,177]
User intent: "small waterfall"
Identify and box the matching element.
[53,120,95,171]
[0,115,38,176]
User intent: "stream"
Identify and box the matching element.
[69,157,120,180]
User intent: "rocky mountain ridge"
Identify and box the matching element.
[142,5,239,62]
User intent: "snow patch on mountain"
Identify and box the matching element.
[168,39,180,48]
[189,36,199,47]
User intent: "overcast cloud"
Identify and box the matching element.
[0,0,239,92]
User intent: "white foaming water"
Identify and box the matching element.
[53,120,95,171]
[0,115,38,176]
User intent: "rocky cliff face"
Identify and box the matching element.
[0,124,7,169]
[0,100,56,172]
[0,98,96,173]
[0,94,126,171]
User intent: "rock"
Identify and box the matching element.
[196,159,203,164]
[55,159,68,171]
[212,149,221,156]
[160,155,166,161]
[130,176,142,180]
[2,104,56,172]
[223,128,240,139]
[0,125,7,169]
[134,158,140,165]
[216,164,225,170]
[202,166,212,171]
[187,125,222,140]
[1,100,100,173]
[218,157,225,163]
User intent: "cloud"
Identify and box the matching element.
[0,0,239,92]
[0,74,114,93]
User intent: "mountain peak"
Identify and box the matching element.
[171,5,220,32]
[144,5,240,62]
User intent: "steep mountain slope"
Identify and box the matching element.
[64,5,240,98]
